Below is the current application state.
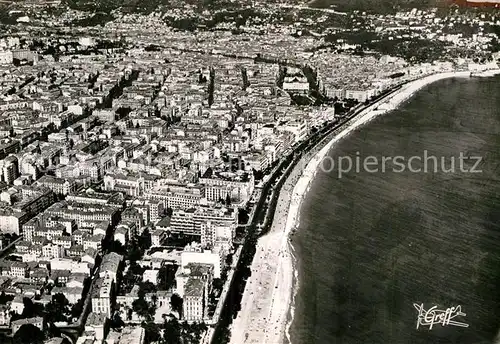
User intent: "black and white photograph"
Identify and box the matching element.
[0,0,499,343]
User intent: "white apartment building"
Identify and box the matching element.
[180,242,225,278]
[42,243,65,259]
[166,206,237,238]
[0,51,13,65]
[50,258,91,275]
[147,184,203,210]
[200,171,254,205]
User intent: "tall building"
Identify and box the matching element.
[166,208,196,235]
[200,170,254,205]
[91,275,114,317]
[22,216,41,241]
[176,263,213,322]
[182,279,205,322]
[165,206,237,237]
[2,155,18,185]
[200,221,234,250]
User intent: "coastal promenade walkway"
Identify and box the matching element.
[229,153,307,344]
[227,85,395,344]
[228,71,473,344]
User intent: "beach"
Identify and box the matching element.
[228,70,471,344]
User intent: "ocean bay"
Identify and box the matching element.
[290,76,500,344]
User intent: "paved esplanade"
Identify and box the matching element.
[229,152,310,344]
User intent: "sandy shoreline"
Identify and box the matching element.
[228,71,472,344]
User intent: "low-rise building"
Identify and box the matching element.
[36,176,76,196]
[85,312,108,341]
[11,316,44,334]
[99,252,123,283]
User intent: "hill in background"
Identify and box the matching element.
[308,0,488,12]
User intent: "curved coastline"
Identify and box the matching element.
[229,70,472,344]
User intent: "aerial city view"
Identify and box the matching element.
[0,0,500,343]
